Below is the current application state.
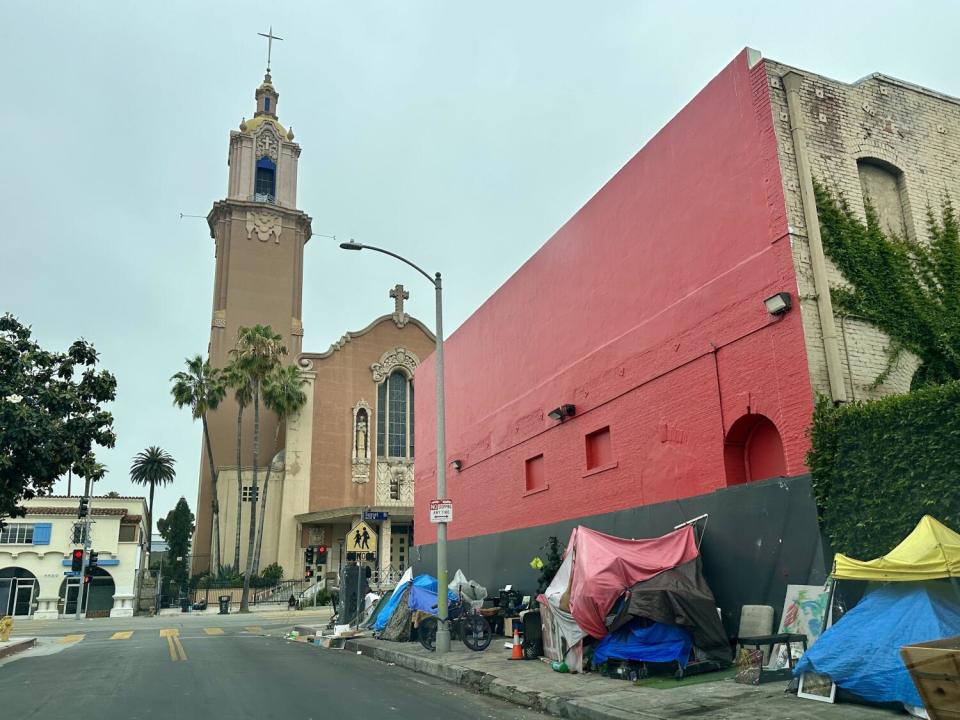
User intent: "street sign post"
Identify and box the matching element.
[429,499,453,524]
[63,571,80,577]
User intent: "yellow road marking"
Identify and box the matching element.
[203,627,224,636]
[173,635,187,661]
[160,628,178,637]
[110,631,133,640]
[166,635,178,661]
[244,626,263,634]
[58,634,84,644]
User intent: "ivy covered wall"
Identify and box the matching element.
[807,381,960,559]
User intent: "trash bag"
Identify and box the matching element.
[449,569,487,609]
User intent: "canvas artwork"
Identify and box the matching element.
[770,583,832,669]
[798,671,837,703]
[735,647,764,685]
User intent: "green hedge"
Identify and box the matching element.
[808,381,960,560]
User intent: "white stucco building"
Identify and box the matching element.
[0,495,148,619]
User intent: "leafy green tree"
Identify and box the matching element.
[259,562,284,587]
[0,314,116,525]
[230,325,286,612]
[223,361,254,574]
[252,364,308,575]
[815,184,960,388]
[171,355,226,573]
[157,497,194,590]
[130,446,176,590]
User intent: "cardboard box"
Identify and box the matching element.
[503,616,521,638]
[901,635,960,720]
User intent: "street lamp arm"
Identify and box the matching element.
[339,241,436,286]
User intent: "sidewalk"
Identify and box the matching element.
[0,638,37,660]
[338,637,901,720]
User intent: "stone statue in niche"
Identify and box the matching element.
[356,412,368,458]
[352,402,371,483]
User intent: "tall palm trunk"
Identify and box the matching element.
[252,423,281,576]
[240,381,260,612]
[202,415,222,574]
[233,405,244,573]
[139,480,155,601]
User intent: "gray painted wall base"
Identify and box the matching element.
[414,474,829,635]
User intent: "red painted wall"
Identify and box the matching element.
[414,50,814,545]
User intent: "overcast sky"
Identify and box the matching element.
[3,1,958,526]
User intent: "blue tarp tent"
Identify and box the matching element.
[373,568,413,632]
[593,619,693,667]
[408,574,457,615]
[795,582,960,707]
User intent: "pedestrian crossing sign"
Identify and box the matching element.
[346,520,378,554]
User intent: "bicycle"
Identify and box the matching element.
[418,591,492,652]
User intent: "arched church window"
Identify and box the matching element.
[857,158,909,239]
[377,370,413,458]
[264,97,271,113]
[255,157,276,203]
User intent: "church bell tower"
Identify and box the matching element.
[194,41,312,572]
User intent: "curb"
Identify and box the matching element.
[0,637,37,660]
[342,639,643,720]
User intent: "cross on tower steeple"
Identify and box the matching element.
[257,26,284,73]
[390,284,410,315]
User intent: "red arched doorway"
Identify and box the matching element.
[724,413,786,486]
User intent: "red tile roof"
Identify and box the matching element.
[23,507,128,517]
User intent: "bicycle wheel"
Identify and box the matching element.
[462,614,492,651]
[418,616,438,652]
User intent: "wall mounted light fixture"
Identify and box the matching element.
[450,459,462,471]
[764,292,793,316]
[547,404,576,422]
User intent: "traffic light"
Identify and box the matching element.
[304,546,314,564]
[71,549,83,572]
[88,551,99,568]
[78,496,90,518]
[317,545,328,565]
[304,568,314,580]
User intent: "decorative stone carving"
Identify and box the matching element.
[352,400,372,483]
[212,309,227,328]
[298,356,315,371]
[291,318,304,337]
[245,210,283,243]
[375,460,414,505]
[390,284,410,328]
[255,126,280,161]
[371,347,421,383]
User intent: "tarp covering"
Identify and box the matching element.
[408,574,458,615]
[373,566,413,632]
[540,550,587,672]
[567,525,700,638]
[380,586,413,642]
[610,558,733,663]
[833,516,960,582]
[593,619,693,667]
[795,582,960,707]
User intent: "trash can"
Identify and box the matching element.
[218,595,231,615]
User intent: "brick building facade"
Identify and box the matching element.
[411,49,959,621]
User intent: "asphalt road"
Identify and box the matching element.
[0,614,546,720]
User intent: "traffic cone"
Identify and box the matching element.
[510,626,523,660]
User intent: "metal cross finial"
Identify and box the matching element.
[390,284,410,315]
[257,26,284,72]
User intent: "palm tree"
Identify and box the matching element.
[224,361,253,573]
[129,446,176,591]
[230,325,286,612]
[170,355,226,573]
[252,364,308,575]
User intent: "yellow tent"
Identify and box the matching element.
[833,515,960,582]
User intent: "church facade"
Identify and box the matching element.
[192,68,434,583]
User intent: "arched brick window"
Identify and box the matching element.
[857,158,909,239]
[724,414,786,486]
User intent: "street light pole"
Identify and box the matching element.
[339,240,451,653]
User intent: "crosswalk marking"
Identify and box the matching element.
[159,628,179,637]
[203,627,224,635]
[244,626,263,634]
[58,634,85,644]
[110,631,133,640]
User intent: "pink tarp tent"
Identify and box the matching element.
[565,525,700,638]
